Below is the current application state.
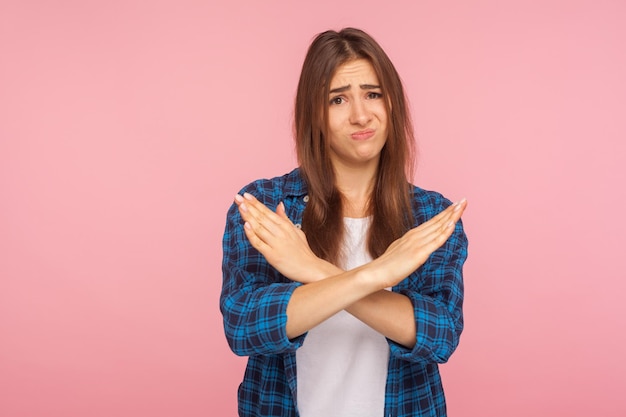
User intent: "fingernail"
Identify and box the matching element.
[240,203,248,212]
[454,198,466,211]
[243,192,253,201]
[234,194,244,203]
[244,222,251,230]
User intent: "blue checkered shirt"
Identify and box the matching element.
[221,168,468,417]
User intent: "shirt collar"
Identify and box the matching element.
[283,168,308,198]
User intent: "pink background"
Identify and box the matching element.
[1,1,625,416]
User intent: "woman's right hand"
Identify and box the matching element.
[234,192,335,283]
[365,199,467,289]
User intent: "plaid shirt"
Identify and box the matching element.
[221,168,468,417]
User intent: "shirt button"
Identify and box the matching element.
[295,223,302,229]
[303,195,309,203]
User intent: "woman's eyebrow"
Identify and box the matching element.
[329,85,350,94]
[329,84,381,94]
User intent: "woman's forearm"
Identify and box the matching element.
[285,266,379,339]
[287,260,416,347]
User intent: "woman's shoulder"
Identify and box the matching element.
[236,168,306,203]
[409,184,454,219]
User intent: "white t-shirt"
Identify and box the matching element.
[296,217,389,417]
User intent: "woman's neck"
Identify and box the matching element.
[333,162,378,218]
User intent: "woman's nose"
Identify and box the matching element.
[349,99,372,126]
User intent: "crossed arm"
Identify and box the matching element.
[234,193,467,348]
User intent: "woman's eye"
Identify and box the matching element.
[368,92,382,99]
[330,97,344,105]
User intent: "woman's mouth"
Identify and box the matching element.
[351,129,375,141]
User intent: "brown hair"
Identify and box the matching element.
[294,28,416,264]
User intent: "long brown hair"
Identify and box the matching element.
[294,28,416,264]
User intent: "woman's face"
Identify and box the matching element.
[326,59,388,172]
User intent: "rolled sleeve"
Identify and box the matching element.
[220,186,306,357]
[221,269,305,356]
[389,195,468,364]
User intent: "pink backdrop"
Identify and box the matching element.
[2,1,625,416]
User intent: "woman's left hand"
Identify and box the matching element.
[235,193,329,283]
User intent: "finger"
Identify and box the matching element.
[243,193,287,227]
[239,203,284,243]
[427,200,467,239]
[422,222,456,257]
[276,201,289,220]
[404,199,466,257]
[411,198,466,236]
[239,198,301,246]
[242,201,286,237]
[235,193,278,221]
[236,193,282,232]
[435,199,466,229]
[452,198,467,220]
[243,193,279,217]
[424,199,460,223]
[445,199,467,229]
[419,200,467,251]
[247,215,290,248]
[240,194,297,233]
[407,206,456,239]
[276,201,300,228]
[242,221,272,254]
[235,194,257,222]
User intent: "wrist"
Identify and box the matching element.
[353,263,388,293]
[309,259,343,282]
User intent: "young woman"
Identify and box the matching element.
[221,28,468,417]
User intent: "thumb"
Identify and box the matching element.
[277,202,289,219]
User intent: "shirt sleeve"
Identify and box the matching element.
[388,196,468,364]
[220,185,306,357]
